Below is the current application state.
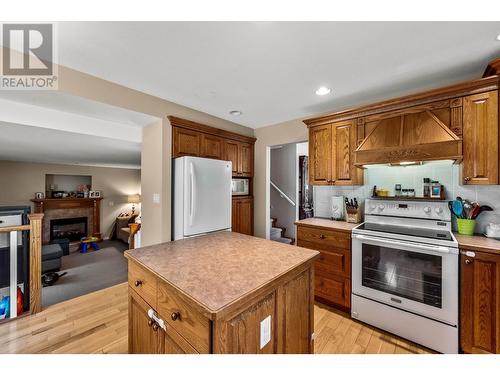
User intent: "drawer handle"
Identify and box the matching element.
[152,322,159,331]
[134,280,143,287]
[319,234,326,239]
[148,319,153,327]
[465,258,472,265]
[171,312,181,321]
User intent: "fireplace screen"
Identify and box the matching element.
[50,217,88,242]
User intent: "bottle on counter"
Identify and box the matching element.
[423,178,431,198]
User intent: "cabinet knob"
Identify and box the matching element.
[134,280,143,287]
[319,234,326,239]
[465,258,472,265]
[171,312,180,321]
[148,319,153,327]
[152,322,159,331]
[464,177,471,182]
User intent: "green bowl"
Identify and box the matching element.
[457,219,476,236]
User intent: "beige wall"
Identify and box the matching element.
[253,119,308,239]
[55,64,254,246]
[0,160,141,239]
[141,121,171,246]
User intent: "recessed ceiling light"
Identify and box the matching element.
[229,110,242,116]
[497,33,500,41]
[315,86,331,96]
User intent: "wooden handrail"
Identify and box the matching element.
[0,224,30,233]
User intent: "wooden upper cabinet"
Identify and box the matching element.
[308,124,332,185]
[462,91,499,185]
[332,120,362,185]
[224,140,240,175]
[460,251,500,354]
[239,142,254,177]
[170,117,255,177]
[224,140,254,177]
[128,289,160,354]
[172,127,201,158]
[201,133,224,159]
[308,121,362,186]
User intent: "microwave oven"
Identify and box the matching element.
[231,178,249,196]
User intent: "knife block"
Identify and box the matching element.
[346,207,361,224]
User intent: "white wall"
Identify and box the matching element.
[270,144,298,239]
[313,160,500,234]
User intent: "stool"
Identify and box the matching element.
[79,237,100,253]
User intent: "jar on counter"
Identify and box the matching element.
[402,189,408,197]
[408,189,416,197]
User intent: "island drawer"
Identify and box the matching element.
[128,260,158,309]
[157,280,211,354]
[297,226,350,250]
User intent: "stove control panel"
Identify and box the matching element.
[365,199,451,221]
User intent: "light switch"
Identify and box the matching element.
[153,193,160,204]
[260,315,271,349]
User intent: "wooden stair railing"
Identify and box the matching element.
[0,213,44,316]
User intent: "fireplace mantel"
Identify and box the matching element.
[31,198,102,243]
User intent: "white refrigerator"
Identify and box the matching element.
[173,156,232,240]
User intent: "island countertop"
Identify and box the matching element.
[124,231,319,316]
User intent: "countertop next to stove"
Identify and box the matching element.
[295,218,359,232]
[455,233,500,254]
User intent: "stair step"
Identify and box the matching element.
[271,237,293,245]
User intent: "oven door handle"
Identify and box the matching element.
[352,234,457,254]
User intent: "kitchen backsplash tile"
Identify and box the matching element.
[312,160,500,233]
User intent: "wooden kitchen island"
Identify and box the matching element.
[124,232,319,354]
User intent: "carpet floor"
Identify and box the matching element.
[42,240,128,307]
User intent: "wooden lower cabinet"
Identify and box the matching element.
[128,288,161,354]
[296,224,351,311]
[460,250,500,354]
[232,196,253,235]
[128,259,315,354]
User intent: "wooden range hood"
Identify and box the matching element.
[354,102,463,166]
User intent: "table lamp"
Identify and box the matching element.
[128,194,141,215]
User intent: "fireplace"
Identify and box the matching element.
[50,217,88,242]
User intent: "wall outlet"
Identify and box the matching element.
[260,315,271,349]
[108,201,114,207]
[153,193,160,204]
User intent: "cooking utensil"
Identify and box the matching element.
[451,200,464,219]
[469,205,481,219]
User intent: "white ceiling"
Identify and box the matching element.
[0,92,159,168]
[0,121,141,168]
[55,22,500,128]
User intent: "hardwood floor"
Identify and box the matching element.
[314,303,433,354]
[0,282,433,354]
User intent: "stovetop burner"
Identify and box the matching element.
[357,222,454,241]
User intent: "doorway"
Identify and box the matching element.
[269,141,312,244]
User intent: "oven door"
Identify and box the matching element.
[352,233,458,326]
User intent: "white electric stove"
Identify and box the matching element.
[351,198,459,353]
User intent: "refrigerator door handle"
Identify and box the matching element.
[189,162,195,225]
